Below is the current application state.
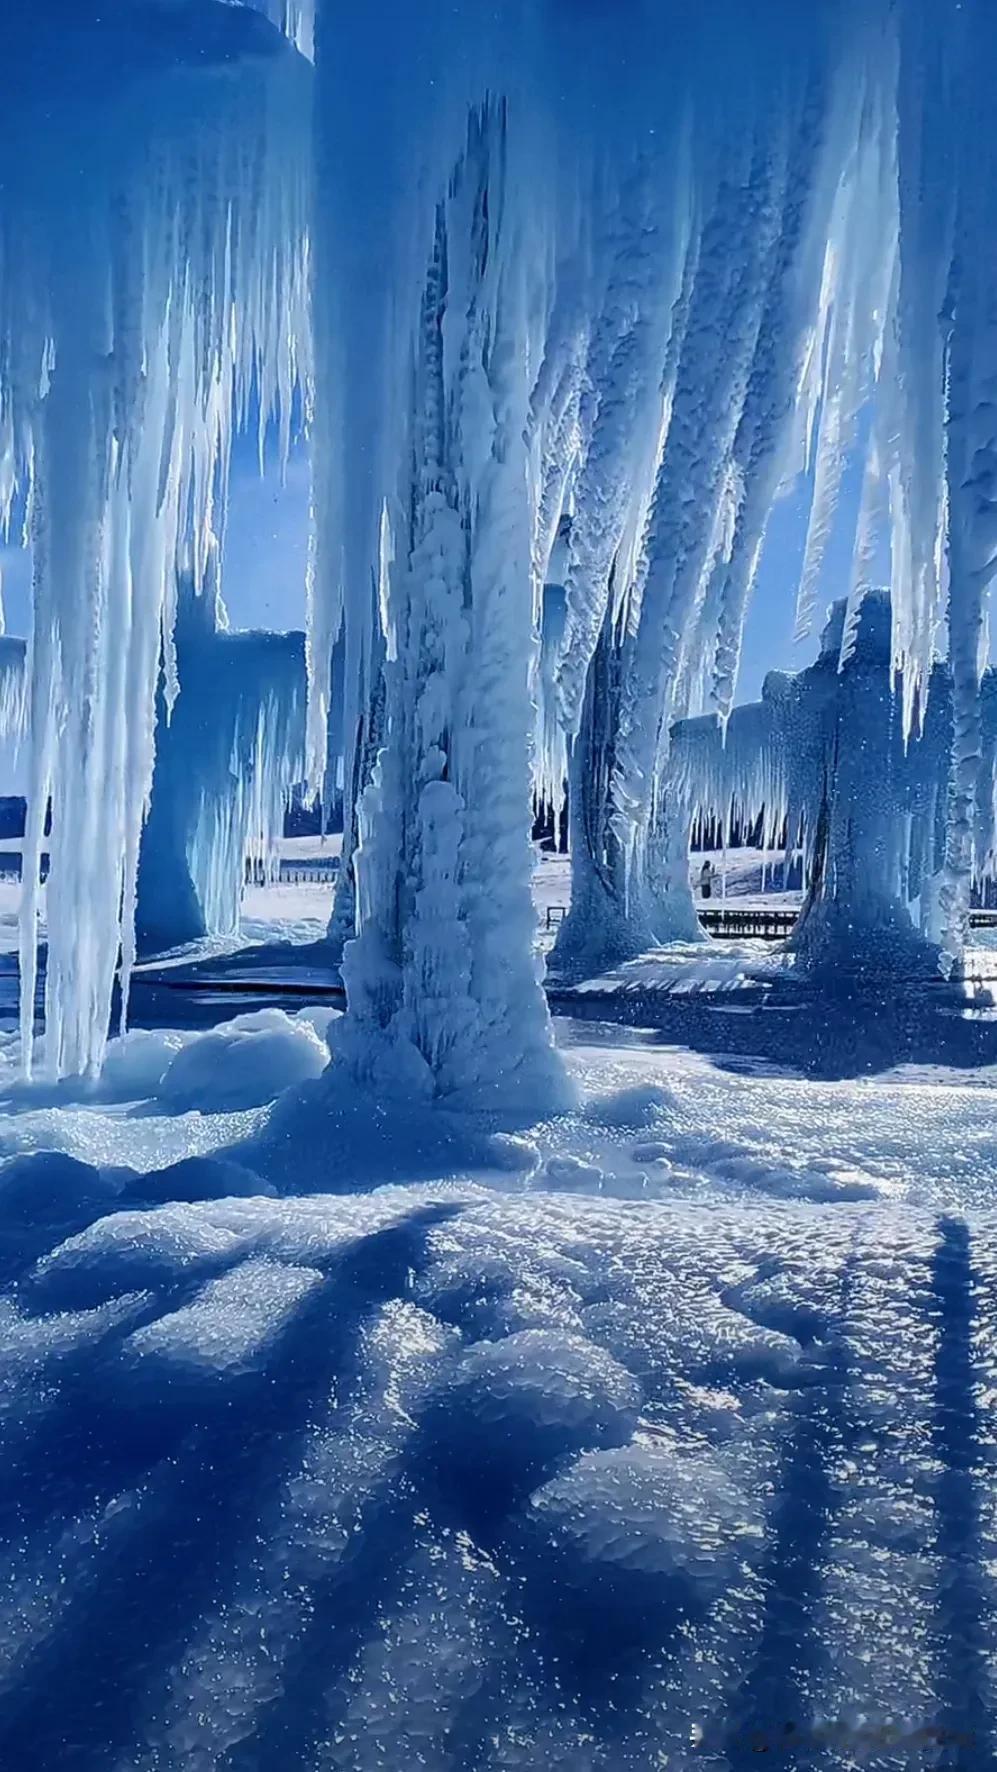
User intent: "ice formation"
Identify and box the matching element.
[8,0,997,1083]
[0,637,27,772]
[136,559,306,955]
[521,0,997,992]
[0,2,310,1078]
[668,593,997,977]
[530,2,898,976]
[313,0,906,1083]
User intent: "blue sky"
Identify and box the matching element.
[0,433,311,647]
[223,431,311,634]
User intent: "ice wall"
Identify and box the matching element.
[0,3,310,1076]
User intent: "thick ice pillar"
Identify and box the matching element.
[788,597,942,977]
[668,595,958,980]
[136,570,306,957]
[320,95,569,1110]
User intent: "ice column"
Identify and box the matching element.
[331,104,570,1110]
[136,562,306,956]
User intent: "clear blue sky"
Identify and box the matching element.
[0,429,311,645]
[223,428,310,634]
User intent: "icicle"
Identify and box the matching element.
[792,42,899,649]
[555,154,690,735]
[0,10,311,1076]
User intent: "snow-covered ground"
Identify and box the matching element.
[0,1005,991,1764]
[532,846,801,955]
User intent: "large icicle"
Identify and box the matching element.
[554,157,690,736]
[0,4,310,1077]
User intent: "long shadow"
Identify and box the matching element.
[228,1251,515,1772]
[223,1460,419,1772]
[929,1216,993,1770]
[723,1315,851,1767]
[0,1205,457,1772]
[232,1233,644,1772]
[558,983,997,1081]
[0,1248,277,1545]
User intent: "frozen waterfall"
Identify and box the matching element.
[0,2,309,1078]
[7,0,997,1084]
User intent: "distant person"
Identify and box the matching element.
[700,858,713,900]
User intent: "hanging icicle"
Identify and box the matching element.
[0,4,311,1078]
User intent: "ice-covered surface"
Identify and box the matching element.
[561,941,796,1000]
[0,1016,994,1764]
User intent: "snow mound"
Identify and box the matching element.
[0,1152,117,1227]
[30,1187,474,1311]
[0,1152,123,1284]
[543,1153,605,1190]
[157,1009,329,1112]
[32,1202,256,1308]
[123,1154,274,1204]
[100,1028,193,1101]
[427,1329,641,1497]
[585,1083,677,1128]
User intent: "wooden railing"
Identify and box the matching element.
[698,906,800,941]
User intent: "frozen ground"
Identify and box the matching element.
[0,1007,992,1765]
